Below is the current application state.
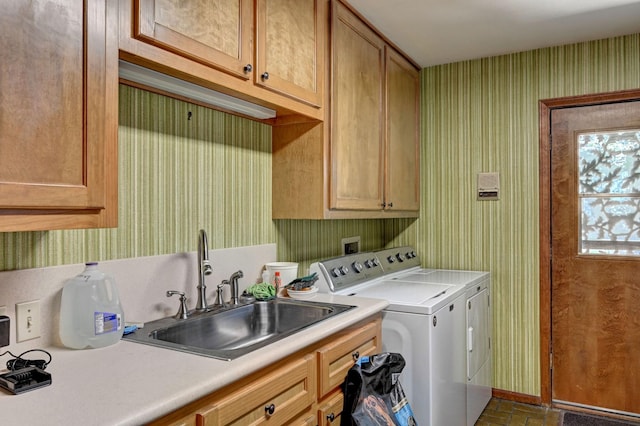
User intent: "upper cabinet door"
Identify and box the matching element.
[0,0,118,231]
[330,1,385,211]
[135,0,253,79]
[254,0,325,107]
[385,47,420,212]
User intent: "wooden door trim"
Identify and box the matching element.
[538,88,640,405]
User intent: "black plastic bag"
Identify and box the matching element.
[341,352,417,426]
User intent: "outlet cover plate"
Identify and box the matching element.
[341,236,361,255]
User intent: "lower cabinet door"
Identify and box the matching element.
[197,354,316,425]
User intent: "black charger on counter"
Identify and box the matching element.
[0,341,53,395]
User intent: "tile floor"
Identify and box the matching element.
[476,398,562,426]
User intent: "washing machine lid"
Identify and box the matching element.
[397,269,489,289]
[345,279,466,314]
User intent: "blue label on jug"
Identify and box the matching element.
[94,312,122,335]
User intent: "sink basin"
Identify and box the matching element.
[123,298,354,360]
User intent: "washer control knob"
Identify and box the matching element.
[408,251,417,258]
[352,262,364,273]
[372,258,380,267]
[364,259,374,268]
[339,266,349,275]
[387,256,396,264]
[331,267,341,277]
[396,253,406,262]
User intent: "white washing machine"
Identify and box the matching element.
[311,246,491,426]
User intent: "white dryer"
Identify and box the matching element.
[466,277,492,426]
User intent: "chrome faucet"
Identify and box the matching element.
[228,270,243,305]
[196,229,213,311]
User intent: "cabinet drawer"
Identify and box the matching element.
[198,354,316,425]
[317,318,381,398]
[318,390,344,426]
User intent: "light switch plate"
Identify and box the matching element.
[477,172,500,201]
[16,300,41,342]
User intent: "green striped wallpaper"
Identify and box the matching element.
[0,85,276,270]
[419,33,640,395]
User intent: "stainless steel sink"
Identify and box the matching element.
[123,298,354,360]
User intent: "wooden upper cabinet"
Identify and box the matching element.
[272,0,420,219]
[135,0,253,79]
[255,0,325,107]
[385,47,420,212]
[125,0,325,119]
[330,1,385,211]
[0,0,118,231]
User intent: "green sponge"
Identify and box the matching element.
[244,283,276,300]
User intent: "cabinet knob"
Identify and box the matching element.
[261,72,270,80]
[327,412,336,422]
[243,64,253,73]
[264,403,276,416]
[388,202,393,208]
[352,351,359,361]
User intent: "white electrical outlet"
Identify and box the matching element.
[16,300,41,342]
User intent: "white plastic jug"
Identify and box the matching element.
[59,262,124,349]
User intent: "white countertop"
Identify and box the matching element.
[0,294,387,426]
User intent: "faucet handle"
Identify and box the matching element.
[167,290,189,319]
[216,280,230,307]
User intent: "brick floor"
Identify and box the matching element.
[476,398,563,426]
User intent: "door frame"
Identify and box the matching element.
[538,88,640,405]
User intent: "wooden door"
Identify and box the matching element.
[135,0,253,79]
[255,0,325,107]
[330,1,385,211]
[385,47,420,212]
[0,0,117,231]
[550,101,640,415]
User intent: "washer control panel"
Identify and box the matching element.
[311,246,421,293]
[374,246,421,274]
[311,252,384,293]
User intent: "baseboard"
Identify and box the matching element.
[492,388,543,406]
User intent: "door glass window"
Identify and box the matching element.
[578,129,640,255]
